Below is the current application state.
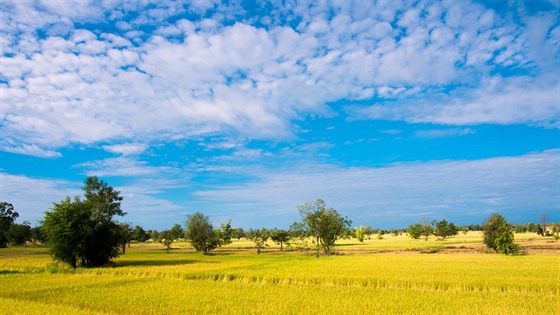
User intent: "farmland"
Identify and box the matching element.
[1,233,559,314]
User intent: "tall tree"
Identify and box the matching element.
[270,228,290,250]
[42,177,125,268]
[483,213,519,255]
[218,220,233,246]
[298,199,352,255]
[185,212,219,253]
[407,223,423,239]
[0,202,19,248]
[7,221,32,246]
[169,223,184,240]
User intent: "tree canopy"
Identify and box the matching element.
[483,213,519,255]
[42,177,126,268]
[298,199,351,255]
[0,202,19,248]
[185,212,220,253]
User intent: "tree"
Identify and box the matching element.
[421,216,433,241]
[435,219,451,240]
[538,213,548,236]
[31,225,46,246]
[298,199,352,255]
[169,223,184,240]
[160,230,174,253]
[42,177,125,268]
[131,225,149,242]
[185,212,219,253]
[407,223,422,239]
[0,202,19,248]
[118,223,132,254]
[483,213,519,254]
[217,220,233,246]
[7,221,32,246]
[354,226,366,242]
[250,228,269,254]
[270,228,290,250]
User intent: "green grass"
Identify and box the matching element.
[1,234,559,314]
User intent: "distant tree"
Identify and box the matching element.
[160,230,174,253]
[217,220,233,246]
[354,226,366,242]
[483,213,519,255]
[270,228,290,250]
[376,231,383,240]
[118,223,132,254]
[42,177,125,268]
[250,228,269,254]
[131,225,149,242]
[288,221,309,250]
[407,223,422,239]
[536,225,544,236]
[527,222,536,233]
[185,212,219,253]
[421,216,433,241]
[169,223,184,240]
[31,225,46,246]
[435,219,451,240]
[232,227,245,239]
[7,221,32,246]
[150,230,161,242]
[551,223,560,242]
[538,213,548,236]
[299,199,351,255]
[0,202,19,248]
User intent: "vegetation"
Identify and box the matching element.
[407,223,422,239]
[185,212,220,253]
[483,213,519,255]
[0,202,19,248]
[298,199,352,255]
[270,228,290,250]
[0,240,558,314]
[42,177,126,268]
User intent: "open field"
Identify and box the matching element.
[1,233,559,314]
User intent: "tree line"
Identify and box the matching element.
[2,177,558,267]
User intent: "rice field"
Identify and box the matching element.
[1,234,559,314]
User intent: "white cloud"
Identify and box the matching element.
[103,143,148,156]
[0,0,558,157]
[75,157,175,177]
[415,128,476,139]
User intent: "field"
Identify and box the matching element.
[1,233,559,314]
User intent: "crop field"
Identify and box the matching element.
[1,234,559,314]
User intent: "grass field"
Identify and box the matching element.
[1,233,559,314]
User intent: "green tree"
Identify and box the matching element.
[169,223,184,240]
[250,228,269,254]
[0,202,19,248]
[354,225,366,242]
[7,221,32,246]
[131,225,149,242]
[483,213,519,254]
[118,223,132,254]
[407,223,422,239]
[270,228,290,250]
[421,216,433,241]
[538,213,548,236]
[185,212,219,253]
[31,225,46,246]
[217,220,233,246]
[42,177,125,268]
[160,230,174,253]
[435,219,451,240]
[298,199,352,255]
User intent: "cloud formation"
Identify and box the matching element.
[2,0,558,157]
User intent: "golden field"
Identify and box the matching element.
[1,233,558,314]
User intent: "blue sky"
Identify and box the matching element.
[1,0,559,230]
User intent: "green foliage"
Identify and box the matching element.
[483,213,519,255]
[118,223,132,254]
[160,230,174,253]
[131,225,149,242]
[299,199,352,255]
[421,216,433,241]
[42,177,125,268]
[217,220,233,246]
[7,221,32,246]
[354,225,366,242]
[250,228,269,254]
[185,212,220,253]
[435,219,453,240]
[169,224,184,240]
[270,228,290,250]
[494,223,520,255]
[31,225,46,245]
[0,202,19,248]
[407,223,423,239]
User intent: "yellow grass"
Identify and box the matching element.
[1,233,559,314]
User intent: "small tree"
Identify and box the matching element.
[169,224,184,240]
[435,219,451,240]
[421,216,433,241]
[0,202,19,248]
[270,228,290,250]
[217,220,233,246]
[7,221,32,246]
[483,213,519,255]
[131,225,149,242]
[538,213,548,236]
[185,212,219,253]
[118,223,132,254]
[160,230,174,253]
[251,228,269,254]
[299,199,351,255]
[407,223,422,239]
[354,226,366,242]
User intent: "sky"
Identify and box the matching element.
[1,0,559,231]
